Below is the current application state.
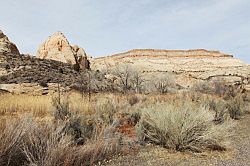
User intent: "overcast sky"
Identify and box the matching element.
[0,0,249,63]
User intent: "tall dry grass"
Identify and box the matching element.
[0,94,52,118]
[0,117,31,165]
[21,121,74,166]
[0,114,127,166]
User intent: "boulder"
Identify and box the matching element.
[0,30,20,55]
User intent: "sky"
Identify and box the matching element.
[0,0,250,63]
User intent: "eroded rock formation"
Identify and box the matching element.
[37,32,89,70]
[0,30,20,55]
[72,45,90,70]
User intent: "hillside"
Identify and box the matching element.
[92,49,250,88]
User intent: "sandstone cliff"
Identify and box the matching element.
[37,32,89,70]
[0,30,20,55]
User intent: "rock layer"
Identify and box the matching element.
[37,32,89,69]
[0,30,20,55]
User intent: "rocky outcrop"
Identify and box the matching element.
[0,30,20,55]
[72,45,90,70]
[37,32,89,70]
[37,32,75,64]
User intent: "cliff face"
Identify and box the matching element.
[0,30,20,55]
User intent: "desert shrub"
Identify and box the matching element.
[226,95,244,120]
[64,114,95,145]
[52,96,71,121]
[154,82,169,94]
[0,116,126,166]
[73,63,80,72]
[5,64,10,70]
[94,99,118,126]
[208,98,228,124]
[136,101,232,152]
[241,91,250,102]
[52,96,94,144]
[0,117,30,165]
[59,68,64,74]
[213,80,228,96]
[72,136,123,165]
[128,95,140,106]
[188,91,203,102]
[153,73,176,94]
[22,122,75,166]
[193,81,212,94]
[129,111,141,125]
[39,80,48,87]
[0,75,8,82]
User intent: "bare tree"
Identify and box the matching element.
[87,71,91,102]
[131,70,146,93]
[75,70,93,101]
[153,73,175,94]
[77,71,88,98]
[113,64,132,93]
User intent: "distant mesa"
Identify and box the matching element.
[37,32,90,70]
[0,30,20,55]
[106,49,233,59]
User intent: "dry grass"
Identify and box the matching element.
[0,94,52,118]
[0,90,248,165]
[0,116,31,165]
[22,121,74,166]
[0,115,128,166]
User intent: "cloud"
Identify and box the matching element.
[0,0,249,63]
